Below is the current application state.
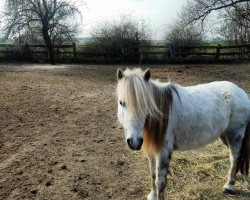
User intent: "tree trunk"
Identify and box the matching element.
[42,24,55,65]
[47,44,55,65]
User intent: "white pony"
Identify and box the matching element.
[116,68,250,200]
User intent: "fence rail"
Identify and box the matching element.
[0,42,249,63]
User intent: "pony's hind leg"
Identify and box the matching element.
[223,128,245,193]
[147,155,156,200]
[220,134,228,147]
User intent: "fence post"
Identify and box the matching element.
[139,44,143,65]
[73,42,76,63]
[25,43,30,61]
[216,44,221,60]
[168,45,172,60]
[121,47,125,64]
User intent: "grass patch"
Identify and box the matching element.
[163,141,250,199]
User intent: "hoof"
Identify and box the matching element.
[147,191,156,200]
[223,188,236,195]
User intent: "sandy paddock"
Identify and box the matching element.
[0,63,250,200]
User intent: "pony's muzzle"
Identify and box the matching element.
[127,137,143,150]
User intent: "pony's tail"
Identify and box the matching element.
[237,121,250,176]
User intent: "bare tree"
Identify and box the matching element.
[182,0,249,24]
[2,0,82,64]
[165,17,205,58]
[220,2,250,44]
[166,19,204,46]
[181,0,250,43]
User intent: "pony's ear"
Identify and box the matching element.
[117,68,124,81]
[143,68,151,81]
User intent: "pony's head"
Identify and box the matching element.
[116,68,164,151]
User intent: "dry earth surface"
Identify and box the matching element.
[0,63,250,200]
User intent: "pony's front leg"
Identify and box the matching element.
[155,150,171,200]
[147,155,156,200]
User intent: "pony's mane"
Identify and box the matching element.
[117,68,176,154]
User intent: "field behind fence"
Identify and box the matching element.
[0,43,249,63]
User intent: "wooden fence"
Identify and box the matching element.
[0,42,249,63]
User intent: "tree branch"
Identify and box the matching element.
[186,0,249,24]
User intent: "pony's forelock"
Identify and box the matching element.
[117,68,162,121]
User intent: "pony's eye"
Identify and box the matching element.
[119,101,125,107]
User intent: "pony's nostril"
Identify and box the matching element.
[137,138,143,150]
[127,138,130,145]
[138,138,143,146]
[127,138,133,149]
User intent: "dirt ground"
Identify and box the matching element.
[0,63,250,200]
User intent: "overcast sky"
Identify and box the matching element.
[82,0,187,39]
[0,0,187,40]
